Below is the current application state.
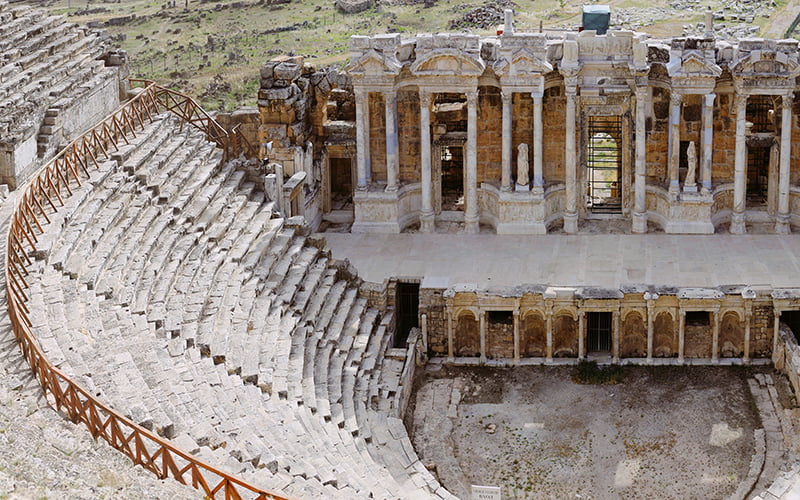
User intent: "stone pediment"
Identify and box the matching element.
[667,52,722,79]
[494,48,553,77]
[410,48,485,76]
[731,50,800,78]
[345,48,402,76]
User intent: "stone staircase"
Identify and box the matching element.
[25,112,450,499]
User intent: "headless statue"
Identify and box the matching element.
[685,141,697,190]
[517,143,530,187]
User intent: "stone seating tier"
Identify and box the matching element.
[27,112,448,498]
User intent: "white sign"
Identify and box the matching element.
[471,484,501,500]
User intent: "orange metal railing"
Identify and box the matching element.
[129,78,258,161]
[5,80,287,500]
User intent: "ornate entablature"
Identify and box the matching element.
[346,34,402,88]
[494,34,551,94]
[730,39,800,95]
[666,37,722,94]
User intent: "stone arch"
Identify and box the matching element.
[620,310,647,358]
[455,311,480,357]
[653,311,676,357]
[552,313,578,357]
[521,311,546,357]
[719,310,745,358]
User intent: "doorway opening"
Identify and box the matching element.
[440,145,464,211]
[586,116,622,214]
[587,312,612,352]
[747,146,770,208]
[329,157,353,211]
[395,282,420,348]
[781,311,800,344]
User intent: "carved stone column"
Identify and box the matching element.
[419,91,435,232]
[668,92,682,197]
[744,306,752,363]
[678,309,685,364]
[701,93,715,194]
[479,309,486,363]
[532,91,544,191]
[612,310,620,363]
[354,88,369,190]
[501,90,513,191]
[577,311,585,359]
[777,93,793,234]
[645,298,655,364]
[633,88,648,233]
[711,310,719,363]
[732,93,748,234]
[564,86,579,233]
[384,90,399,192]
[513,310,520,364]
[447,308,454,361]
[465,91,480,234]
[545,306,553,363]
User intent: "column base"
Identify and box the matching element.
[385,184,398,193]
[564,211,578,234]
[464,216,479,234]
[730,212,746,234]
[545,357,553,365]
[646,357,653,365]
[420,211,435,233]
[776,214,791,234]
[632,211,647,234]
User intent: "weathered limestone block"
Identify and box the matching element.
[336,0,372,14]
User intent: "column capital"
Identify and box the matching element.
[531,91,544,100]
[635,87,648,100]
[419,90,433,107]
[354,87,368,101]
[783,93,794,109]
[382,88,397,100]
[734,93,748,110]
[501,90,512,103]
[704,92,716,106]
[670,92,682,107]
[466,90,479,106]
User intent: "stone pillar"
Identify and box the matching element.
[777,93,793,234]
[646,306,654,364]
[447,309,454,361]
[732,93,748,234]
[355,88,369,190]
[701,93,715,194]
[774,309,782,356]
[479,309,486,363]
[564,88,579,233]
[384,90,399,192]
[612,310,620,363]
[465,91,480,234]
[513,310,520,365]
[744,307,752,363]
[421,313,428,353]
[501,91,513,191]
[633,88,648,233]
[532,91,544,191]
[711,310,719,363]
[678,309,685,364]
[419,91,435,232]
[545,308,553,363]
[577,311,585,359]
[668,92,682,197]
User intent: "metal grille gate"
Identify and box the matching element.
[586,116,622,213]
[587,312,612,352]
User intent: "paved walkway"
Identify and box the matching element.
[320,233,800,289]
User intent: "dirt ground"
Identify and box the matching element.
[409,365,763,500]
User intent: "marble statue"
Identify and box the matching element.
[685,141,697,190]
[517,143,530,187]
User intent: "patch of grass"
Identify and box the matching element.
[572,360,625,384]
